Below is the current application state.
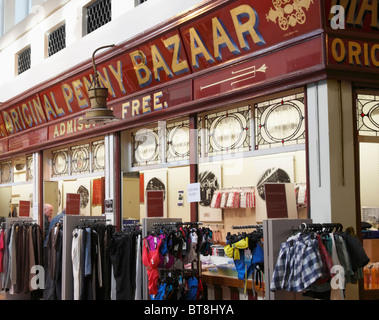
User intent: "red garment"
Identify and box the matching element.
[197,277,203,300]
[316,234,335,284]
[142,237,162,296]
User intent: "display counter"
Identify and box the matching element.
[201,270,265,300]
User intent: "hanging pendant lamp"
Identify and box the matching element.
[78,44,119,125]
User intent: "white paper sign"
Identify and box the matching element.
[187,183,201,202]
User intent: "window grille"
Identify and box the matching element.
[17,46,31,75]
[47,24,66,57]
[86,0,112,35]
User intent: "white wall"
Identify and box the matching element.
[0,0,204,102]
[360,142,379,208]
[307,80,332,223]
[307,80,357,229]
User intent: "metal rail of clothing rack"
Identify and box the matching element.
[152,221,203,227]
[297,222,344,233]
[231,224,263,230]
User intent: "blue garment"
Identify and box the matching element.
[186,276,198,300]
[43,211,65,247]
[248,242,264,273]
[150,283,166,300]
[84,228,92,276]
[244,242,264,284]
[234,250,248,280]
[160,235,169,255]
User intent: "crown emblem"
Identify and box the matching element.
[266,0,314,31]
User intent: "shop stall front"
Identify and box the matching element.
[0,0,377,300]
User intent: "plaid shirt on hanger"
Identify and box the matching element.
[270,234,323,292]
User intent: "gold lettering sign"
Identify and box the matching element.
[329,0,378,28]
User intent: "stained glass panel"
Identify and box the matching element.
[52,148,69,177]
[357,94,379,136]
[0,161,12,184]
[132,127,160,167]
[204,106,251,157]
[255,93,305,149]
[166,120,190,162]
[198,116,203,158]
[71,144,90,175]
[26,156,33,181]
[92,140,105,172]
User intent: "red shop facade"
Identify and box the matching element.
[0,0,379,300]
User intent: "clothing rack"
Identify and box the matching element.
[152,221,203,227]
[263,218,312,300]
[123,222,142,233]
[144,219,207,300]
[62,215,108,300]
[211,187,255,209]
[3,217,40,300]
[123,222,141,227]
[8,218,36,224]
[220,185,254,190]
[226,224,264,245]
[298,222,343,233]
[141,217,182,300]
[78,218,111,223]
[270,219,368,301]
[6,217,35,232]
[232,224,263,230]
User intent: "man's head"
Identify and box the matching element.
[44,203,53,222]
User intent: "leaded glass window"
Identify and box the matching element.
[71,144,90,175]
[204,105,251,157]
[92,140,105,172]
[26,156,33,181]
[0,161,12,184]
[52,148,69,177]
[132,127,160,167]
[357,94,379,136]
[255,93,305,149]
[166,120,190,162]
[51,140,105,177]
